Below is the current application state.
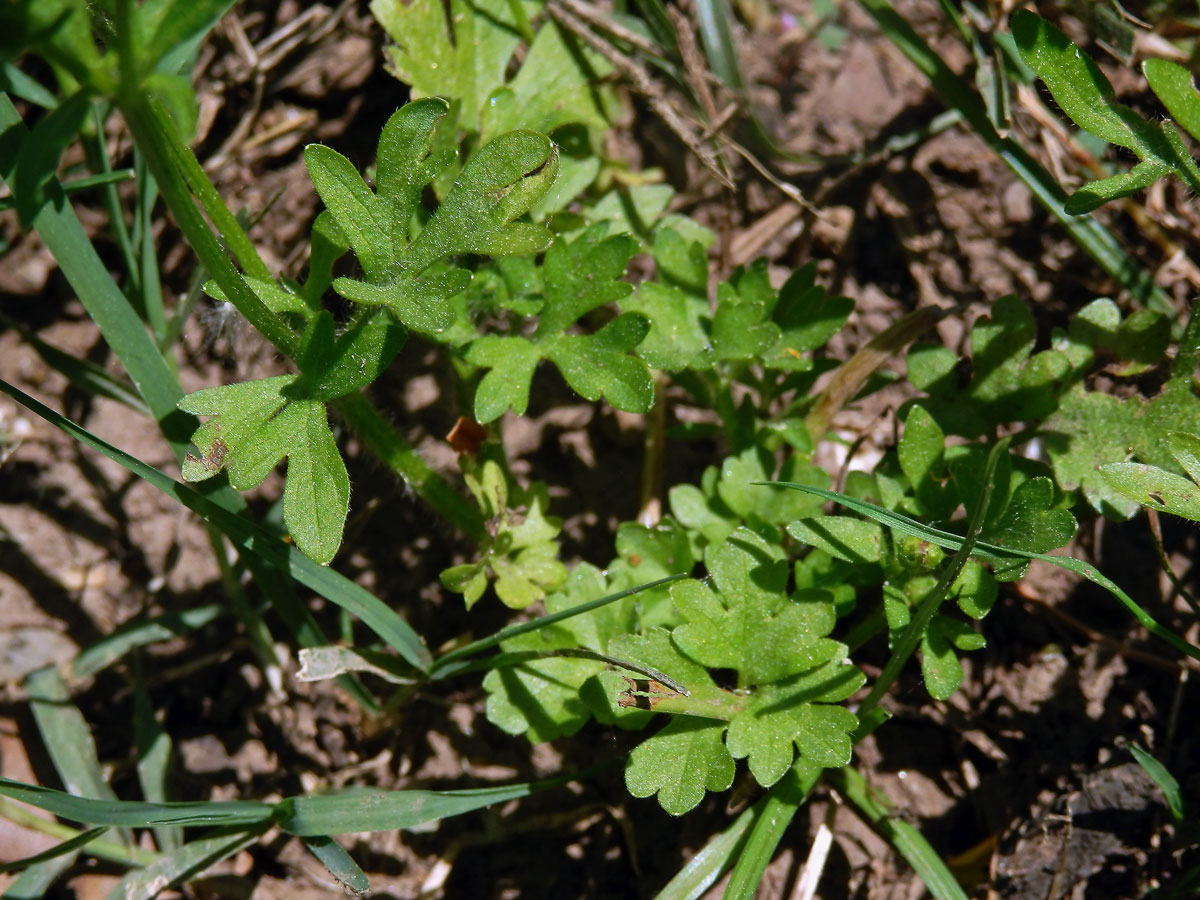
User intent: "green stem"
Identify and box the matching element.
[333,392,487,541]
[120,96,300,356]
[858,438,1006,717]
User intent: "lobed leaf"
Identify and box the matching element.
[179,376,349,564]
[625,717,735,816]
[467,227,653,421]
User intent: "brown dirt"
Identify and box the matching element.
[3,1,1200,899]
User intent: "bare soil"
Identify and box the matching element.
[2,1,1199,898]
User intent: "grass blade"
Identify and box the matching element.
[0,94,186,442]
[430,573,687,676]
[103,827,265,900]
[303,836,370,892]
[1129,744,1184,821]
[653,800,759,900]
[722,760,822,900]
[68,605,225,680]
[0,771,578,837]
[0,799,158,868]
[25,668,120,810]
[0,376,432,671]
[0,778,272,829]
[766,480,1200,664]
[132,660,180,851]
[832,766,968,900]
[0,62,58,109]
[0,827,108,875]
[276,775,578,836]
[0,312,151,416]
[2,854,78,900]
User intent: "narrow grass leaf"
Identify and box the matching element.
[104,827,265,900]
[25,668,120,810]
[0,778,272,828]
[69,605,224,680]
[0,827,108,875]
[0,95,187,440]
[855,2,1171,314]
[0,62,58,109]
[722,761,822,900]
[0,312,150,415]
[133,663,180,851]
[2,853,78,900]
[0,378,432,671]
[833,766,967,900]
[276,774,575,836]
[303,835,370,892]
[1129,744,1184,821]
[652,801,759,900]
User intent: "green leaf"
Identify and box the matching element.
[547,314,653,410]
[537,226,635,335]
[1145,58,1200,144]
[375,96,458,230]
[1099,462,1200,522]
[767,477,1200,666]
[482,565,613,741]
[717,446,830,526]
[1057,298,1169,377]
[911,296,1071,438]
[725,651,863,786]
[706,527,789,613]
[10,89,91,225]
[306,101,557,333]
[625,716,735,815]
[622,280,714,371]
[712,263,781,361]
[920,624,963,700]
[605,519,696,626]
[372,0,521,133]
[787,516,883,565]
[443,457,566,609]
[1012,11,1200,210]
[953,561,997,620]
[1044,380,1200,518]
[671,579,840,686]
[303,836,369,893]
[1129,744,1184,821]
[898,404,945,514]
[981,476,1076,580]
[765,264,853,369]
[304,142,392,281]
[408,129,558,267]
[467,226,653,420]
[295,311,406,401]
[178,377,349,564]
[1012,10,1152,155]
[1167,432,1200,483]
[481,20,613,143]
